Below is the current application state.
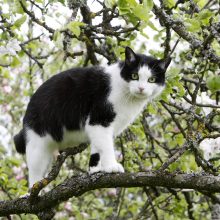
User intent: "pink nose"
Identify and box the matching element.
[139,87,144,92]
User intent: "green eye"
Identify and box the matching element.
[148,77,156,83]
[131,73,139,80]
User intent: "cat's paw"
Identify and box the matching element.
[89,165,102,174]
[89,161,102,174]
[101,162,124,173]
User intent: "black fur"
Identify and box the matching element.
[20,66,115,146]
[89,153,100,167]
[14,129,26,154]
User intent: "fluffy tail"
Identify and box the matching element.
[14,129,26,154]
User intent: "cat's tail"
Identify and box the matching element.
[14,129,26,154]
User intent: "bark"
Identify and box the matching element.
[212,203,220,220]
[0,171,220,216]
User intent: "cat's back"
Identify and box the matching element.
[25,66,110,107]
[33,66,109,96]
[23,66,111,138]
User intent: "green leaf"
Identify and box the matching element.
[164,0,176,8]
[11,56,21,67]
[118,0,131,15]
[197,9,213,25]
[147,20,158,31]
[161,82,172,101]
[143,0,153,11]
[2,69,10,79]
[207,75,220,92]
[195,0,208,8]
[185,18,201,32]
[174,80,185,97]
[147,103,157,114]
[174,134,184,145]
[53,30,61,41]
[57,0,65,4]
[0,173,8,184]
[14,15,27,28]
[8,157,21,166]
[133,5,149,21]
[13,0,26,14]
[67,21,85,37]
[1,13,10,19]
[127,0,137,7]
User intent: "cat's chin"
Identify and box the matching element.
[132,93,148,99]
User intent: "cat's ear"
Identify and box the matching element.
[125,47,137,65]
[158,57,171,71]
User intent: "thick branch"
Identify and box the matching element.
[80,5,98,65]
[1,172,220,216]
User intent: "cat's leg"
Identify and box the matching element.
[86,125,124,173]
[26,129,54,188]
[89,147,102,173]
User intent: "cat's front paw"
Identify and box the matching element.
[89,165,102,174]
[101,162,124,173]
[89,160,102,174]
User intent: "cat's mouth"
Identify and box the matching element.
[133,92,148,99]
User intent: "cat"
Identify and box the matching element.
[14,47,171,188]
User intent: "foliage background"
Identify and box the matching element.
[0,0,220,219]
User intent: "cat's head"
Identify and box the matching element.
[120,47,171,99]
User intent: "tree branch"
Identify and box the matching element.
[19,0,54,34]
[153,4,220,63]
[1,171,220,217]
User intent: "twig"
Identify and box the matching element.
[158,142,189,171]
[19,0,54,34]
[20,34,43,46]
[163,26,171,58]
[161,101,187,138]
[183,191,195,220]
[153,4,220,63]
[169,37,181,56]
[20,44,43,68]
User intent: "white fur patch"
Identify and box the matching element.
[59,128,89,149]
[26,129,55,187]
[26,128,89,187]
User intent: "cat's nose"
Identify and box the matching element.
[139,87,144,92]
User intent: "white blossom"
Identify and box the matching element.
[0,39,21,55]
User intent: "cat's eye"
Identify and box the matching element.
[131,73,139,80]
[148,77,156,83]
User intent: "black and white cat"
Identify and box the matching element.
[14,47,171,188]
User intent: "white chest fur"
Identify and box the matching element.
[111,95,147,136]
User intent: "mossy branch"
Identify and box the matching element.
[1,171,220,217]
